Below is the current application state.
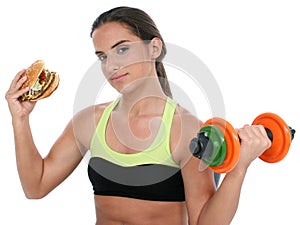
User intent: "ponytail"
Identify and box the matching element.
[156,61,173,98]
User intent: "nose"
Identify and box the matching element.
[103,53,120,77]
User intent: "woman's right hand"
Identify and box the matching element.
[5,69,36,119]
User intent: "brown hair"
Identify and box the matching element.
[90,6,173,98]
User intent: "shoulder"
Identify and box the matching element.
[170,102,203,164]
[176,104,202,130]
[173,103,203,142]
[71,101,113,148]
[73,101,113,124]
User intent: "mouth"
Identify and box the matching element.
[111,73,128,82]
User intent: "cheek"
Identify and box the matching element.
[130,62,154,78]
[120,55,147,68]
[122,47,151,67]
[100,64,112,81]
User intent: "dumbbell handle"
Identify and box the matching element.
[190,132,212,159]
[264,126,295,142]
[265,128,273,142]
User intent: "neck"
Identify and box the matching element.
[117,76,168,117]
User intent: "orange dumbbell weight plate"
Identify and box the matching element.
[252,113,291,163]
[204,118,240,173]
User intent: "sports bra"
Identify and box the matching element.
[88,97,185,201]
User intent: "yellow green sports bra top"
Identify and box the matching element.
[90,97,180,168]
[88,97,185,201]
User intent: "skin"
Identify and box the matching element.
[5,21,271,225]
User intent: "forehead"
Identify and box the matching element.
[92,22,141,52]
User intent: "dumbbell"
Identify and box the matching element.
[190,113,296,173]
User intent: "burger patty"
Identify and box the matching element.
[22,69,54,100]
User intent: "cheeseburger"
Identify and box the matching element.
[20,60,59,101]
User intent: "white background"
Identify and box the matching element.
[1,0,299,224]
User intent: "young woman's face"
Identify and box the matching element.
[92,22,155,93]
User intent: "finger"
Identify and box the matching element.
[15,74,28,90]
[253,125,272,145]
[250,125,267,138]
[237,124,249,132]
[256,125,268,137]
[238,125,261,144]
[7,86,29,101]
[237,125,251,139]
[10,69,26,89]
[16,86,30,99]
[7,70,28,98]
[252,125,272,148]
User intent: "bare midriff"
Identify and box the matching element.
[93,195,188,225]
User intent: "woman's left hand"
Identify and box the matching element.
[235,124,272,170]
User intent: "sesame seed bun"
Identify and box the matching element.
[20,60,59,101]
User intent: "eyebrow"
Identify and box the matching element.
[95,40,130,55]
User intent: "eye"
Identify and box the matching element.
[116,46,129,55]
[98,54,107,62]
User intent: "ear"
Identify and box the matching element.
[150,37,163,60]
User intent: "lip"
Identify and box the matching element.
[111,73,128,82]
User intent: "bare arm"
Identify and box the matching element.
[6,69,88,199]
[191,164,247,225]
[12,117,84,199]
[195,125,271,225]
[177,110,271,225]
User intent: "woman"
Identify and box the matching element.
[5,6,271,225]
